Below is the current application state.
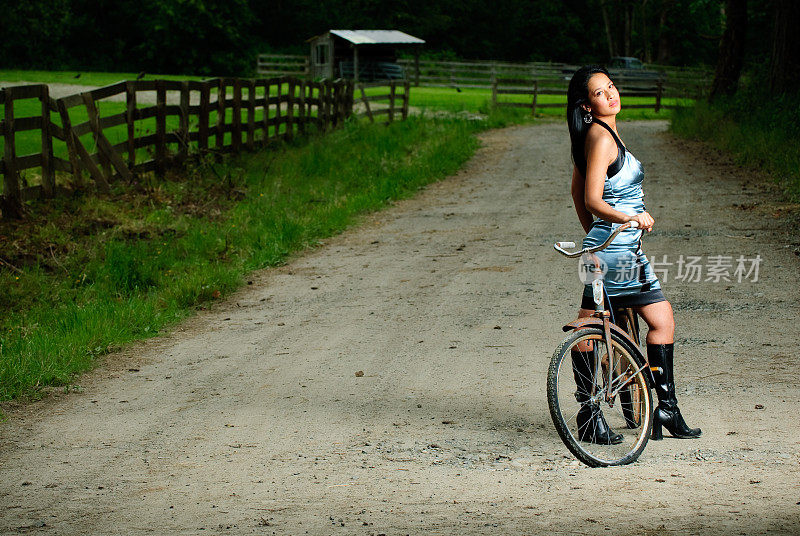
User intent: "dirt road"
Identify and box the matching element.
[2,121,799,534]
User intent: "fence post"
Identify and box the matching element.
[334,81,343,126]
[347,81,355,118]
[532,80,538,116]
[82,93,113,182]
[491,79,498,108]
[231,78,242,152]
[216,79,226,152]
[297,80,307,135]
[39,85,55,197]
[155,79,166,174]
[262,80,271,142]
[82,93,132,184]
[1,93,23,218]
[198,81,210,152]
[247,79,256,150]
[322,82,331,131]
[655,81,663,113]
[359,84,374,123]
[178,81,190,163]
[286,78,295,139]
[126,81,137,170]
[55,98,84,188]
[402,81,410,120]
[274,80,282,140]
[314,83,323,131]
[388,81,396,123]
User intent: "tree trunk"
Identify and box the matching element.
[624,2,632,56]
[600,0,616,58]
[710,0,747,100]
[641,0,651,63]
[768,0,800,94]
[655,0,674,64]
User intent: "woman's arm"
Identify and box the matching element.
[583,128,654,231]
[571,166,594,233]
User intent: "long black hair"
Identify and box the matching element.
[567,65,611,177]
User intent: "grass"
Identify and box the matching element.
[0,113,488,402]
[670,92,800,202]
[1,68,688,118]
[406,86,693,120]
[1,95,303,190]
[0,70,204,86]
[0,67,687,403]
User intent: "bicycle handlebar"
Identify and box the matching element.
[553,221,639,258]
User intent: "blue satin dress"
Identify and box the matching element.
[581,120,662,306]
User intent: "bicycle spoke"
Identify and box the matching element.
[548,329,653,467]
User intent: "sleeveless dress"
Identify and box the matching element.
[580,119,665,309]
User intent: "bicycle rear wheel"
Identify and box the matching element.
[547,327,653,467]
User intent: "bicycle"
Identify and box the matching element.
[547,221,655,467]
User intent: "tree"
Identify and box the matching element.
[599,0,617,57]
[709,0,747,99]
[767,0,800,94]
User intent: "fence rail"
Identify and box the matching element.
[256,53,710,109]
[256,54,310,77]
[355,80,410,123]
[0,76,400,219]
[397,58,710,100]
[255,54,710,94]
[492,78,669,114]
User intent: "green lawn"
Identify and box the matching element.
[0,69,204,87]
[406,85,693,120]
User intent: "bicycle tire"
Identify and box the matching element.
[547,327,653,467]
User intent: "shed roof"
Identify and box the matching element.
[327,30,425,45]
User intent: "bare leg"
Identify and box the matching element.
[633,300,675,345]
[634,299,701,439]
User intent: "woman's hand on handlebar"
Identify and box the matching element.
[628,211,654,232]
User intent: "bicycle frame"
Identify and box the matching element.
[562,291,650,405]
[555,221,654,399]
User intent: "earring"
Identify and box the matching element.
[583,113,593,124]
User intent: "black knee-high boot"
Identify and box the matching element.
[647,343,701,440]
[571,350,623,444]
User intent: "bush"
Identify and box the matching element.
[670,84,800,202]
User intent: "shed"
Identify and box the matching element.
[307,30,425,82]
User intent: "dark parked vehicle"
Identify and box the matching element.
[607,57,665,83]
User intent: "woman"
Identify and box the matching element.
[566,65,701,444]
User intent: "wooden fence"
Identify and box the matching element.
[492,78,668,114]
[355,80,410,123]
[0,76,362,219]
[256,54,310,77]
[256,53,710,108]
[396,58,710,99]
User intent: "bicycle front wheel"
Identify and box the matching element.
[547,327,653,467]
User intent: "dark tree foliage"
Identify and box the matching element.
[0,0,72,69]
[767,0,800,94]
[710,0,747,99]
[0,0,735,75]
